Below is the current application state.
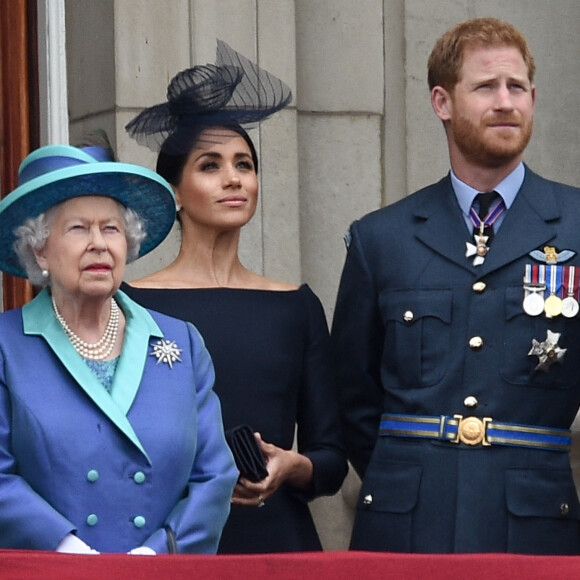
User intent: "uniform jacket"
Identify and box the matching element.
[332,167,580,554]
[0,289,238,553]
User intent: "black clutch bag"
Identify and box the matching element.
[225,424,268,482]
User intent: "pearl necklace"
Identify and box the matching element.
[52,295,119,361]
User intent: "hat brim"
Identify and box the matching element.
[0,162,176,278]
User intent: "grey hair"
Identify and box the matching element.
[13,202,147,287]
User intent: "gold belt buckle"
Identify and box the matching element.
[453,415,492,446]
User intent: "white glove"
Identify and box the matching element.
[56,533,99,554]
[128,546,156,556]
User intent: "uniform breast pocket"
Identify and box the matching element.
[379,289,452,388]
[501,286,580,389]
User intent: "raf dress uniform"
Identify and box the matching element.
[332,164,580,554]
[0,289,238,553]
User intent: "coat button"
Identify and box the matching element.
[464,396,478,408]
[469,336,483,350]
[403,310,414,322]
[561,503,570,515]
[87,514,98,526]
[472,281,486,293]
[133,516,146,528]
[363,494,373,505]
[133,471,146,484]
[86,469,99,482]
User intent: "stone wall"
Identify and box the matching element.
[65,0,580,550]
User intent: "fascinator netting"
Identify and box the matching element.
[125,39,293,155]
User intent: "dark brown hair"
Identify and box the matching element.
[156,125,259,186]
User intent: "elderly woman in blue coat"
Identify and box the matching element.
[0,144,238,554]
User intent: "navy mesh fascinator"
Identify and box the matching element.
[125,39,293,154]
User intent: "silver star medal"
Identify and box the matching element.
[150,339,182,368]
[465,232,490,266]
[528,330,566,372]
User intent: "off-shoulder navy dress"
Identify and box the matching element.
[122,283,347,553]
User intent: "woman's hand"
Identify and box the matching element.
[231,433,313,507]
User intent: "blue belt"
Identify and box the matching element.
[379,413,571,452]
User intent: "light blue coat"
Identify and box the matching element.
[0,289,237,553]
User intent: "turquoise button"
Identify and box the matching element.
[87,514,98,526]
[86,470,99,482]
[133,516,146,528]
[133,471,146,484]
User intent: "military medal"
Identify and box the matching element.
[465,196,506,266]
[525,247,578,319]
[544,294,563,317]
[528,330,566,372]
[523,290,544,316]
[523,264,545,316]
[561,265,579,318]
[465,232,489,266]
[561,296,579,318]
[544,265,563,317]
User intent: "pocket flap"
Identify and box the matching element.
[358,461,422,513]
[505,285,526,321]
[380,289,452,324]
[505,468,580,518]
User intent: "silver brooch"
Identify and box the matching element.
[150,339,182,368]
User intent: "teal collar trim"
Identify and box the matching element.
[23,288,163,464]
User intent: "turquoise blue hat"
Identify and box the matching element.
[0,144,176,278]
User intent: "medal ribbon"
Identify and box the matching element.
[524,264,540,285]
[469,197,506,232]
[538,265,546,295]
[547,265,563,298]
[565,265,579,298]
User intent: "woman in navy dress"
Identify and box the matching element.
[123,40,347,553]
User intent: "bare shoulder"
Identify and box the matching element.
[250,273,299,291]
[266,280,300,291]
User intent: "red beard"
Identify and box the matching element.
[451,112,533,168]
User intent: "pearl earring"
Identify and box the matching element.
[176,204,182,212]
[42,269,49,278]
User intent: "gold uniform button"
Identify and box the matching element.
[472,281,486,293]
[464,396,478,408]
[561,503,570,516]
[403,310,414,322]
[469,336,483,350]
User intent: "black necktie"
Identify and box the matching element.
[473,191,500,245]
